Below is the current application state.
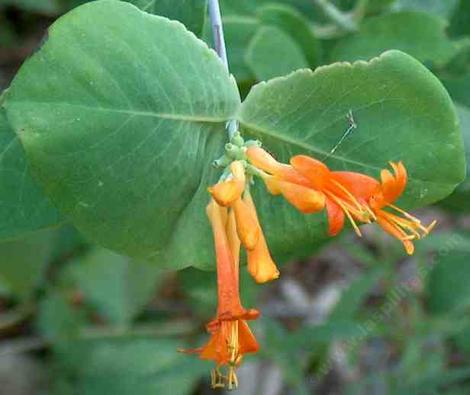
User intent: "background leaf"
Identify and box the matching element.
[128,0,208,36]
[439,104,470,211]
[220,16,259,84]
[214,2,320,85]
[69,248,163,326]
[256,3,321,68]
[0,229,55,300]
[329,266,384,321]
[449,0,470,38]
[245,25,309,81]
[0,0,60,14]
[426,249,470,314]
[50,337,208,395]
[393,0,459,20]
[331,12,457,65]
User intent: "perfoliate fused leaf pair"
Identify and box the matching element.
[2,0,464,270]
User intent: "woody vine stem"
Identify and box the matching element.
[208,0,239,139]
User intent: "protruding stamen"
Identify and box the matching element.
[328,193,362,237]
[425,220,437,234]
[330,178,365,212]
[227,366,238,390]
[211,368,226,389]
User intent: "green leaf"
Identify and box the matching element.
[0,20,17,51]
[454,325,470,354]
[221,16,260,83]
[70,248,163,326]
[4,0,240,270]
[37,289,86,341]
[296,320,372,343]
[260,318,311,392]
[50,224,86,262]
[239,50,464,207]
[238,51,465,258]
[442,74,470,107]
[53,337,208,395]
[215,4,320,84]
[331,12,457,65]
[246,25,309,81]
[0,108,61,240]
[0,229,55,300]
[329,266,384,321]
[128,0,208,36]
[427,248,470,314]
[219,4,320,84]
[449,0,470,38]
[439,104,470,211]
[393,0,459,19]
[219,0,253,16]
[256,3,321,68]
[439,39,470,78]
[0,0,60,14]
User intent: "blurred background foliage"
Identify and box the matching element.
[0,0,469,394]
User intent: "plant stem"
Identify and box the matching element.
[313,0,357,32]
[352,0,369,22]
[208,0,238,139]
[208,0,229,70]
[0,320,196,357]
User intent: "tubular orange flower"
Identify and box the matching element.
[246,147,372,237]
[201,319,259,389]
[208,160,280,284]
[244,190,280,284]
[209,160,260,251]
[232,198,259,250]
[247,146,313,189]
[208,200,259,321]
[208,161,245,207]
[365,161,436,255]
[290,155,375,237]
[183,200,259,389]
[275,179,326,214]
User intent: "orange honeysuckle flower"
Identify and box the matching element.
[244,190,280,284]
[246,147,372,236]
[208,161,246,207]
[232,197,259,251]
[183,200,259,389]
[365,161,436,255]
[290,155,376,236]
[208,200,259,321]
[208,160,280,284]
[209,161,259,251]
[201,319,259,389]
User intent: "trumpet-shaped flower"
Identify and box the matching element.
[209,161,280,283]
[243,190,280,284]
[183,200,259,389]
[362,162,435,254]
[246,147,435,254]
[246,147,373,236]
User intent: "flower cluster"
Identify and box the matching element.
[247,147,436,255]
[208,160,280,284]
[185,134,435,389]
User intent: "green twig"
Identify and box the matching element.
[208,0,238,139]
[0,320,196,357]
[313,0,358,32]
